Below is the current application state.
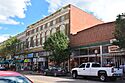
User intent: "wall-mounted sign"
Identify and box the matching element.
[24,59,31,62]
[108,45,119,53]
[27,53,33,58]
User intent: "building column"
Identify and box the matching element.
[100,45,103,67]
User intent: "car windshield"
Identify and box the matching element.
[0,76,32,83]
[49,66,63,70]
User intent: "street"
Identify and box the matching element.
[25,75,125,83]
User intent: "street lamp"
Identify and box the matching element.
[94,49,98,62]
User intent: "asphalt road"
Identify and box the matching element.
[25,75,125,83]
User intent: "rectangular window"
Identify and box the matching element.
[45,23,48,28]
[65,13,69,20]
[56,18,60,24]
[40,25,43,30]
[61,16,64,22]
[36,27,38,32]
[30,37,34,47]
[26,39,29,48]
[50,21,53,26]
[102,46,109,53]
[31,29,34,34]
[80,49,88,55]
[47,23,50,27]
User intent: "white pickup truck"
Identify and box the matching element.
[71,62,123,81]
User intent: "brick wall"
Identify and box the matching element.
[70,22,115,47]
[70,5,103,34]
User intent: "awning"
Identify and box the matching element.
[13,60,24,63]
[0,60,13,64]
[0,61,4,64]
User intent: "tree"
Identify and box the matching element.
[43,32,69,65]
[0,36,20,58]
[0,44,7,58]
[113,13,125,49]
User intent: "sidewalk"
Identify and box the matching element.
[19,70,42,75]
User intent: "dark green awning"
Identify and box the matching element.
[13,60,24,63]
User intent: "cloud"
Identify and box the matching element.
[0,34,10,43]
[0,26,8,30]
[45,0,125,22]
[0,0,31,25]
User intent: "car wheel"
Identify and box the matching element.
[43,72,47,76]
[99,74,107,82]
[54,72,57,77]
[72,71,77,79]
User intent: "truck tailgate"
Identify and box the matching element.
[113,68,123,76]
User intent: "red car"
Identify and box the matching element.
[0,71,33,83]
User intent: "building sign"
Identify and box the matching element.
[38,58,46,62]
[108,45,119,53]
[27,53,33,58]
[24,59,30,62]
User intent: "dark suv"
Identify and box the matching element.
[43,66,67,76]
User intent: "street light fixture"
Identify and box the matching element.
[94,49,98,62]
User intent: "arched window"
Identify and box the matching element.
[42,32,45,45]
[51,28,56,34]
[60,25,65,33]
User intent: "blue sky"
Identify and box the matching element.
[0,0,125,42]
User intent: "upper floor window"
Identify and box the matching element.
[36,27,39,32]
[50,21,53,26]
[47,23,50,27]
[61,16,65,22]
[60,25,65,33]
[51,28,56,34]
[56,18,60,24]
[65,13,69,20]
[31,29,35,34]
[43,25,45,29]
[40,25,43,30]
[45,23,48,28]
[53,20,56,25]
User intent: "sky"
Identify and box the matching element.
[0,0,125,43]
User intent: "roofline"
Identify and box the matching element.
[72,21,115,36]
[70,4,103,22]
[27,4,71,28]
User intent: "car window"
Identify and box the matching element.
[86,63,90,68]
[0,76,32,83]
[92,63,101,67]
[79,64,85,68]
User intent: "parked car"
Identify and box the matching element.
[43,66,67,76]
[0,71,33,83]
[0,67,7,71]
[71,62,123,81]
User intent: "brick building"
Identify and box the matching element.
[70,22,125,67]
[24,4,103,69]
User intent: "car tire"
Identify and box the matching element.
[99,74,107,82]
[72,71,77,79]
[54,72,57,77]
[43,72,47,76]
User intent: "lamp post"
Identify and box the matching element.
[94,49,98,62]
